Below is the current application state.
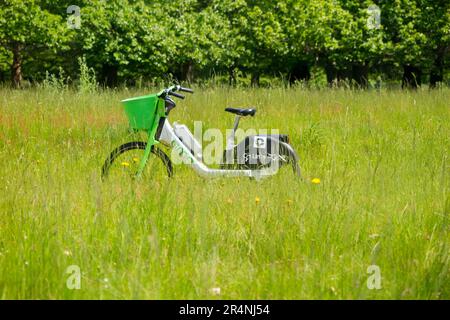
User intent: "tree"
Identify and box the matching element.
[72,0,173,86]
[282,0,327,84]
[300,0,353,86]
[209,0,249,85]
[210,0,287,86]
[163,0,230,83]
[380,0,428,88]
[0,0,448,87]
[335,0,386,88]
[416,0,450,87]
[0,0,68,87]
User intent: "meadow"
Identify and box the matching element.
[0,86,448,299]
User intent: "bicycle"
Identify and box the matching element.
[101,85,300,180]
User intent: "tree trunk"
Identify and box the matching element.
[289,61,311,84]
[325,64,336,87]
[173,62,195,83]
[182,61,194,84]
[11,42,23,88]
[0,69,5,82]
[325,64,349,87]
[228,67,236,86]
[429,68,443,88]
[251,72,260,87]
[101,64,118,88]
[402,65,422,89]
[430,50,444,88]
[351,63,369,89]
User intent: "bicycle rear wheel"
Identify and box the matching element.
[220,140,301,178]
[101,141,172,180]
[279,142,301,177]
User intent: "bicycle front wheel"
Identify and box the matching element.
[101,141,172,180]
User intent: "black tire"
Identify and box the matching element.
[287,151,301,177]
[101,141,172,180]
[279,142,301,177]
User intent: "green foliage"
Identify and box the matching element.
[41,67,70,92]
[78,56,98,93]
[0,0,448,86]
[0,0,68,47]
[381,0,428,65]
[76,0,172,82]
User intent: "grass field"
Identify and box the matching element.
[0,86,448,299]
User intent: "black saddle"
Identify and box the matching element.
[225,107,257,117]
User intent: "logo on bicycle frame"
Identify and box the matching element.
[253,136,267,149]
[242,152,287,164]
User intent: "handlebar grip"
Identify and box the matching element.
[179,87,194,93]
[169,91,185,99]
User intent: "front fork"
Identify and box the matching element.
[136,125,160,178]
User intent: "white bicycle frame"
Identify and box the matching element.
[158,116,280,179]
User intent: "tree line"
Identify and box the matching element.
[0,0,449,88]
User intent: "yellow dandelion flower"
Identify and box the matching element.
[121,161,130,167]
[255,196,260,204]
[133,157,139,163]
[210,287,221,295]
[311,178,321,184]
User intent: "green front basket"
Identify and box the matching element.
[121,94,160,131]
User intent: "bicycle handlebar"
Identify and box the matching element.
[179,86,194,93]
[158,84,194,114]
[171,85,194,94]
[169,91,185,99]
[158,85,194,99]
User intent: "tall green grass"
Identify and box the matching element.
[0,87,448,299]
